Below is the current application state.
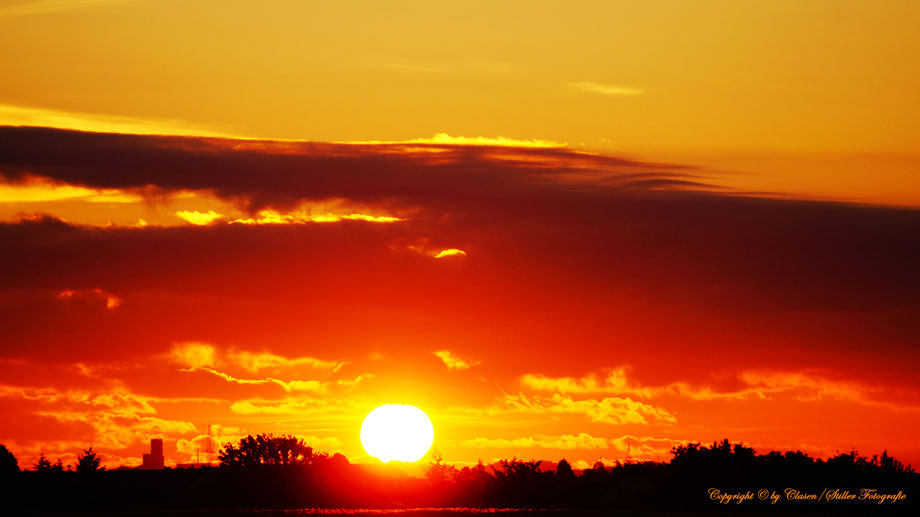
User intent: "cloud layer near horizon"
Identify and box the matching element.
[0,126,700,212]
[1,126,919,469]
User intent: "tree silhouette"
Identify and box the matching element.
[0,444,18,474]
[876,449,911,474]
[76,447,104,472]
[425,449,458,483]
[551,459,572,480]
[670,439,757,478]
[0,438,916,511]
[454,459,492,498]
[34,453,53,472]
[219,433,313,467]
[494,457,543,481]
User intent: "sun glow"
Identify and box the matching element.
[360,404,434,463]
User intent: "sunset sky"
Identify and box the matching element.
[1,0,919,472]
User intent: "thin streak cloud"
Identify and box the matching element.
[0,0,129,17]
[0,103,236,137]
[568,81,644,96]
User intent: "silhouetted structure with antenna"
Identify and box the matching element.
[205,424,214,465]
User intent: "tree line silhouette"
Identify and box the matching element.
[1,444,104,474]
[0,437,916,513]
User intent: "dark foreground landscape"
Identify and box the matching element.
[1,509,917,517]
[1,438,916,515]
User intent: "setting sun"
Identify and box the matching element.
[360,404,434,463]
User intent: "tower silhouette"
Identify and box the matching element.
[141,438,164,470]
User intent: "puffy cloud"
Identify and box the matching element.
[521,368,649,396]
[171,343,217,370]
[90,387,157,417]
[434,350,480,370]
[499,393,676,425]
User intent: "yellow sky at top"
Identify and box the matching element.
[1,0,918,205]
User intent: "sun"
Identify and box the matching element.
[360,404,434,463]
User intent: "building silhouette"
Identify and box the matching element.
[140,438,164,470]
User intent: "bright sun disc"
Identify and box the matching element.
[360,404,434,463]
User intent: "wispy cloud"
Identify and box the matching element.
[568,81,644,96]
[228,350,345,373]
[196,368,327,393]
[58,288,121,309]
[228,208,401,226]
[170,343,336,393]
[0,102,235,137]
[0,179,141,204]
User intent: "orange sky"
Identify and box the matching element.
[0,0,919,472]
[2,0,919,206]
